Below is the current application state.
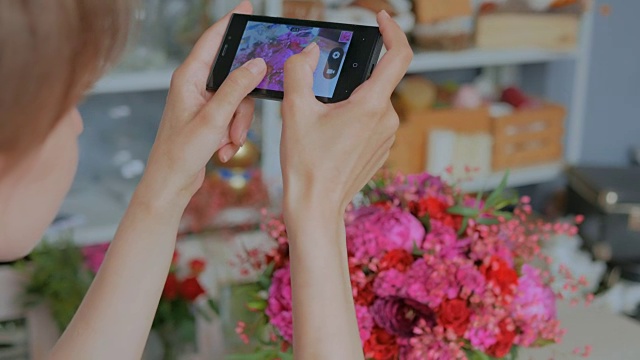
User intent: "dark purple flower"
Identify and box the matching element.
[371,297,435,338]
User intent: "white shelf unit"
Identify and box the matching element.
[72,2,594,244]
[90,66,177,95]
[408,48,577,73]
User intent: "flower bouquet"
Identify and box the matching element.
[230,171,589,359]
[17,241,217,360]
[153,252,218,359]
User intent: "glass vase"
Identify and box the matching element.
[117,0,169,71]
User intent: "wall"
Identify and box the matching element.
[580,0,640,165]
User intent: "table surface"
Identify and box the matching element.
[520,302,640,359]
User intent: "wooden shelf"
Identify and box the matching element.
[459,162,565,193]
[408,48,577,73]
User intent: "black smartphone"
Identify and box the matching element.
[207,14,383,103]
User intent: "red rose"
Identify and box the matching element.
[363,327,399,360]
[411,197,447,218]
[487,319,516,358]
[355,280,376,306]
[162,273,179,300]
[437,298,470,337]
[179,276,206,301]
[379,249,415,272]
[411,197,463,231]
[189,258,206,275]
[481,256,518,299]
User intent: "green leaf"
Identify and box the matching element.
[465,349,492,360]
[247,300,267,311]
[457,217,470,235]
[476,217,500,225]
[532,338,556,347]
[258,263,276,289]
[509,345,519,359]
[447,205,480,217]
[208,299,220,315]
[418,214,431,229]
[484,170,510,210]
[226,348,284,360]
[475,190,484,209]
[277,351,294,360]
[412,242,424,256]
[492,210,513,220]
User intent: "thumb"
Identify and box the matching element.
[283,42,320,103]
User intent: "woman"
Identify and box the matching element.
[0,1,412,359]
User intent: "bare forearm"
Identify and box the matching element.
[285,202,364,360]
[50,181,188,359]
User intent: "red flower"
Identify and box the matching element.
[412,197,447,218]
[179,276,206,301]
[411,197,463,230]
[162,273,179,300]
[481,256,518,299]
[171,251,179,265]
[363,327,399,360]
[437,298,471,337]
[379,249,415,272]
[487,319,516,358]
[189,258,206,275]
[373,201,394,211]
[355,280,376,306]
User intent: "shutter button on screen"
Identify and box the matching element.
[324,47,345,79]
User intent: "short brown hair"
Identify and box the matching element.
[0,1,133,153]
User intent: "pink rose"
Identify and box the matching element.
[347,207,425,261]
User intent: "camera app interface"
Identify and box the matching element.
[230,21,354,98]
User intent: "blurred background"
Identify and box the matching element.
[2,0,640,359]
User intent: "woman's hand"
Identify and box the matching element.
[142,0,266,207]
[280,11,413,215]
[279,11,413,360]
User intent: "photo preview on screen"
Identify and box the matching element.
[230,21,354,98]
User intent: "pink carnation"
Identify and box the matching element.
[356,305,374,345]
[512,264,560,346]
[373,269,407,298]
[347,207,425,262]
[404,258,459,308]
[266,266,294,342]
[422,220,467,260]
[267,266,377,345]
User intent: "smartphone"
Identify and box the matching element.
[207,14,383,103]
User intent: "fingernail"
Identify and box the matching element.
[302,42,317,54]
[220,152,229,163]
[380,10,391,19]
[243,58,265,75]
[239,132,247,145]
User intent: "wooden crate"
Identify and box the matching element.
[492,104,565,171]
[283,0,324,20]
[413,0,473,24]
[387,107,491,175]
[476,13,580,51]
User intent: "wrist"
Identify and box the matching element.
[283,176,347,217]
[132,174,191,218]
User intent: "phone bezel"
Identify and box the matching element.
[206,14,383,104]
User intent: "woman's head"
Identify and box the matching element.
[0,1,132,260]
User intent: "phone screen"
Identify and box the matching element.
[229,21,354,98]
